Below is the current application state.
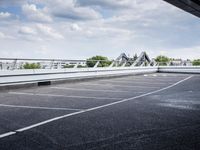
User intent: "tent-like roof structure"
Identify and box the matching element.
[164,0,200,18]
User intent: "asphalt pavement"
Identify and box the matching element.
[0,73,199,150]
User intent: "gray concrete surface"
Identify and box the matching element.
[0,73,199,150]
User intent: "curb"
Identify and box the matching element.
[0,72,154,91]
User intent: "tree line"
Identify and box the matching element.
[155,55,200,66]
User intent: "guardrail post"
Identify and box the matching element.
[11,59,17,70]
[131,62,136,67]
[57,61,62,69]
[0,62,2,70]
[121,62,127,67]
[109,61,115,67]
[94,61,100,68]
[74,63,79,68]
[141,62,145,66]
[50,60,55,69]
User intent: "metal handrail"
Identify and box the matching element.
[0,56,159,70]
[0,58,137,63]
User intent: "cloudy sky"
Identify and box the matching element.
[0,0,200,60]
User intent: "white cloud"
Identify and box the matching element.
[0,12,11,19]
[70,24,82,31]
[38,0,101,21]
[0,32,6,38]
[0,12,16,21]
[75,0,133,9]
[17,24,63,41]
[22,4,52,22]
[36,24,63,39]
[18,26,37,35]
[54,6,101,20]
[0,0,200,59]
[0,31,15,39]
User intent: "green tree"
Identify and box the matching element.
[63,64,74,68]
[192,59,200,66]
[77,65,87,68]
[155,55,170,66]
[86,56,112,67]
[23,62,41,69]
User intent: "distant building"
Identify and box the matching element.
[51,61,87,69]
[169,59,192,66]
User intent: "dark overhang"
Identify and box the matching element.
[164,0,200,18]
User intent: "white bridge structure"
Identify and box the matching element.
[0,52,200,88]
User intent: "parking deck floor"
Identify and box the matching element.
[0,73,199,150]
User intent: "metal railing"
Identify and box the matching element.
[157,62,193,66]
[0,58,156,70]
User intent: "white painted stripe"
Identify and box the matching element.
[100,80,170,85]
[116,80,173,85]
[107,78,174,84]
[162,74,167,76]
[51,87,128,93]
[61,83,144,93]
[0,104,82,111]
[125,77,186,83]
[143,74,157,77]
[0,75,193,139]
[9,92,121,100]
[0,132,16,138]
[132,76,187,79]
[81,82,159,88]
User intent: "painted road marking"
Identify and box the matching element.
[50,87,129,93]
[0,104,83,111]
[106,78,175,84]
[9,92,122,100]
[0,132,16,139]
[99,79,172,85]
[115,80,173,85]
[0,75,193,139]
[80,83,159,89]
[132,76,188,80]
[124,77,186,83]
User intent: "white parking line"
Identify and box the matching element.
[50,87,128,93]
[106,78,175,84]
[143,74,157,77]
[0,104,83,111]
[143,74,187,77]
[9,92,121,100]
[161,74,167,76]
[118,80,173,85]
[124,77,186,83]
[0,75,193,139]
[131,76,187,79]
[100,80,171,85]
[81,82,159,88]
[0,132,16,139]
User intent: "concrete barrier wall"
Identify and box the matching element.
[0,67,157,77]
[1,66,199,86]
[0,67,158,85]
[158,66,200,74]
